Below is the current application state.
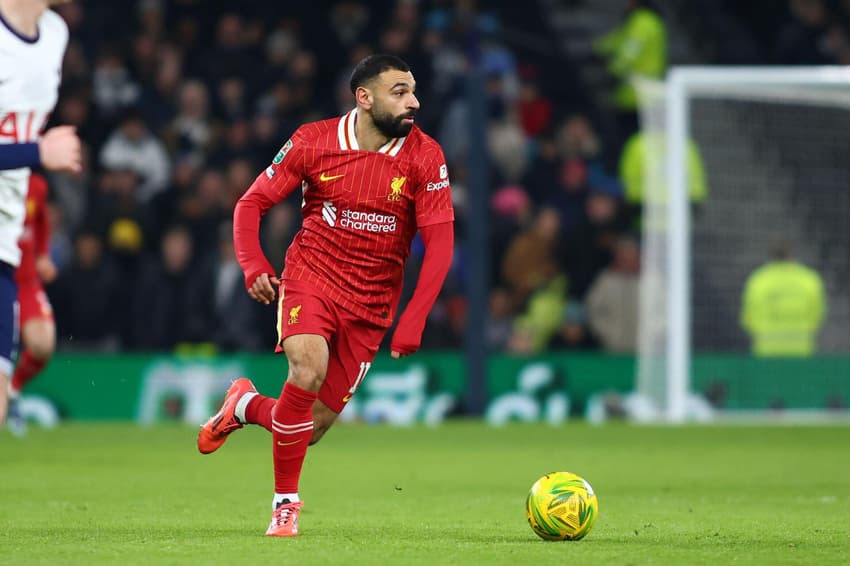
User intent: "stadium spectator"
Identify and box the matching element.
[51,230,121,351]
[775,0,843,64]
[208,118,255,166]
[594,0,667,143]
[502,207,563,308]
[488,115,529,184]
[561,181,629,300]
[196,13,260,85]
[486,287,516,351]
[516,66,553,138]
[740,242,827,357]
[99,108,171,202]
[45,203,73,273]
[585,235,641,353]
[91,46,141,119]
[508,274,568,354]
[490,185,532,286]
[215,76,249,122]
[168,79,213,161]
[211,223,264,351]
[533,114,619,235]
[86,168,150,255]
[178,168,230,259]
[250,108,289,163]
[130,225,212,350]
[46,139,91,233]
[502,208,568,354]
[618,129,708,229]
[134,44,181,134]
[550,303,599,350]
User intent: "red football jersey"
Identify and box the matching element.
[15,173,50,285]
[235,109,454,327]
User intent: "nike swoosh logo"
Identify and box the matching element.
[277,439,302,446]
[319,172,345,182]
[342,395,352,402]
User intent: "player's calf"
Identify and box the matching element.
[308,399,339,445]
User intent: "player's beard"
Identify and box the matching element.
[371,106,416,139]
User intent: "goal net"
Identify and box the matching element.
[634,67,850,422]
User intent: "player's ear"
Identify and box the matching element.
[355,86,373,110]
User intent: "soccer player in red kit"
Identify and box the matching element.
[7,172,57,435]
[198,54,454,537]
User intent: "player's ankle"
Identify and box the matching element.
[233,391,258,424]
[273,493,299,509]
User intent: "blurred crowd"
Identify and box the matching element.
[37,0,829,355]
[703,0,850,64]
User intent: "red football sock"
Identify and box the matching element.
[245,394,276,432]
[272,382,318,494]
[10,350,46,394]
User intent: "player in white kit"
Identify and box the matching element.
[0,0,80,427]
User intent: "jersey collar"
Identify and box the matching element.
[337,108,406,156]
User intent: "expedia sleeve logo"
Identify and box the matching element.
[426,179,450,192]
[427,163,450,191]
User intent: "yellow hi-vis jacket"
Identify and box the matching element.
[740,261,826,356]
[594,7,667,110]
[619,131,708,206]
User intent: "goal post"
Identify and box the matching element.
[634,66,850,423]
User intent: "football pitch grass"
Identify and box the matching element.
[2,422,849,565]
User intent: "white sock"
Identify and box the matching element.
[233,391,258,424]
[273,493,299,509]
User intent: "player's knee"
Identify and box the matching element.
[286,362,325,391]
[27,337,54,361]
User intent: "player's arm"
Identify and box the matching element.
[390,222,454,358]
[31,174,57,283]
[0,126,81,173]
[233,135,306,304]
[391,148,455,358]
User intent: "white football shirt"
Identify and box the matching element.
[0,8,68,267]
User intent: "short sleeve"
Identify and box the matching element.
[414,143,455,228]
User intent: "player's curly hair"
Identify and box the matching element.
[349,54,411,94]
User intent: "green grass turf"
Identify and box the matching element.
[1,422,849,565]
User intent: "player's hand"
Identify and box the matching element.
[391,319,422,358]
[390,335,420,359]
[248,273,280,305]
[35,255,58,283]
[39,126,82,174]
